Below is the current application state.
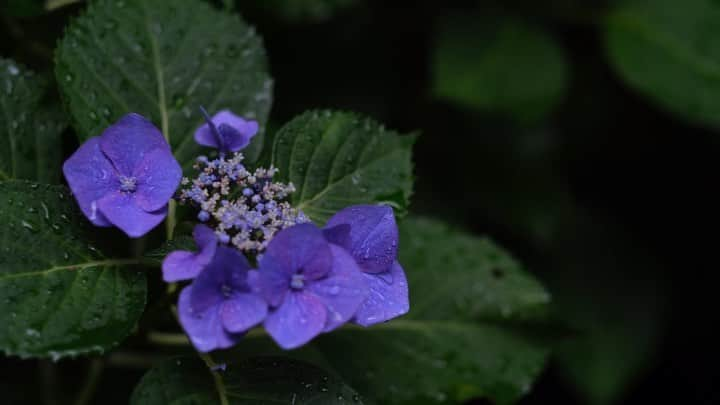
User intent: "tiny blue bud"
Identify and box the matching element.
[198,210,210,222]
[242,188,254,197]
[218,232,230,244]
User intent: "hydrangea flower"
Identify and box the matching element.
[178,245,267,352]
[162,225,217,282]
[63,113,181,238]
[324,205,409,326]
[194,107,259,154]
[253,224,368,349]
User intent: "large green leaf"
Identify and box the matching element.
[55,0,272,166]
[270,110,416,224]
[605,0,720,128]
[0,181,147,359]
[130,356,363,404]
[0,59,67,183]
[228,217,551,404]
[433,14,567,124]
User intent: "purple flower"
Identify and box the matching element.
[254,224,368,349]
[178,246,267,352]
[194,107,259,153]
[324,205,409,327]
[162,225,217,282]
[63,113,181,238]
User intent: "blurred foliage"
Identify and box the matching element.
[433,13,568,124]
[250,0,359,23]
[605,0,720,128]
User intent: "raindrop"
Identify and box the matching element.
[64,73,74,83]
[7,64,19,75]
[21,220,36,232]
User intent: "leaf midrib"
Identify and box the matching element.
[0,259,139,281]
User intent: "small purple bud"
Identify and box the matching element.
[198,210,210,222]
[218,232,230,244]
[243,188,254,197]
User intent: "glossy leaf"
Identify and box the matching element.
[0,181,147,359]
[130,356,363,404]
[55,0,272,167]
[605,0,720,128]
[0,59,67,183]
[271,110,416,224]
[433,15,567,124]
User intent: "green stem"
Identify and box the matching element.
[148,328,265,347]
[46,0,84,11]
[72,359,104,405]
[199,353,229,405]
[166,200,177,240]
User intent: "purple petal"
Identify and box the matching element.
[194,110,259,152]
[161,225,217,282]
[191,246,251,313]
[353,261,409,327]
[132,148,182,212]
[220,293,268,333]
[260,223,333,281]
[63,137,116,227]
[307,245,369,332]
[324,205,398,274]
[178,286,241,353]
[264,291,326,350]
[99,113,169,176]
[96,192,166,238]
[252,265,290,308]
[194,224,218,263]
[163,251,201,282]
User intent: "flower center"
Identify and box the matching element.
[119,176,137,192]
[290,273,305,290]
[221,283,233,298]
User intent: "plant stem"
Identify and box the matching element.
[72,359,104,405]
[199,353,229,405]
[46,0,84,11]
[166,200,177,240]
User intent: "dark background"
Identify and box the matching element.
[1,0,717,404]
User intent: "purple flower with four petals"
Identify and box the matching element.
[178,246,268,352]
[194,107,259,154]
[162,225,217,282]
[253,223,369,349]
[63,113,182,238]
[324,205,409,326]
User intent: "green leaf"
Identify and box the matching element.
[253,0,359,22]
[0,59,67,183]
[271,110,416,224]
[55,0,272,167]
[433,14,567,124]
[130,356,364,404]
[605,0,720,128]
[0,180,147,359]
[231,217,551,404]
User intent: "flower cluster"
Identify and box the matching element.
[177,152,309,254]
[164,204,408,351]
[63,107,409,353]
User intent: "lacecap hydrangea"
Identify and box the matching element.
[64,107,409,353]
